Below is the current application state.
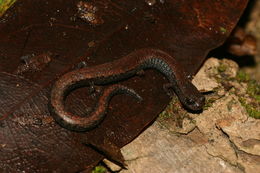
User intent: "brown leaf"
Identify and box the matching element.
[0,0,248,172]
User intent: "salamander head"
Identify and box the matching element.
[173,80,205,111]
[182,94,205,111]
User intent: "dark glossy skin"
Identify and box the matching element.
[50,48,205,131]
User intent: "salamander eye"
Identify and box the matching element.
[184,95,205,111]
[198,96,205,104]
[185,97,196,105]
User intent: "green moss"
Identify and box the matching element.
[0,0,16,17]
[159,98,178,120]
[217,63,227,73]
[236,70,250,82]
[239,97,260,119]
[191,119,196,124]
[246,106,260,119]
[159,109,173,119]
[246,81,260,118]
[220,27,227,34]
[212,63,259,119]
[158,97,189,129]
[227,99,237,111]
[91,166,107,173]
[213,66,260,119]
[234,70,260,119]
[215,63,233,88]
[247,80,260,100]
[203,98,217,110]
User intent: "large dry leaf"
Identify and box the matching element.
[0,0,248,172]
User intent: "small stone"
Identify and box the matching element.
[169,117,196,134]
[192,58,220,92]
[220,59,239,78]
[221,118,260,156]
[119,57,260,172]
[237,151,260,173]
